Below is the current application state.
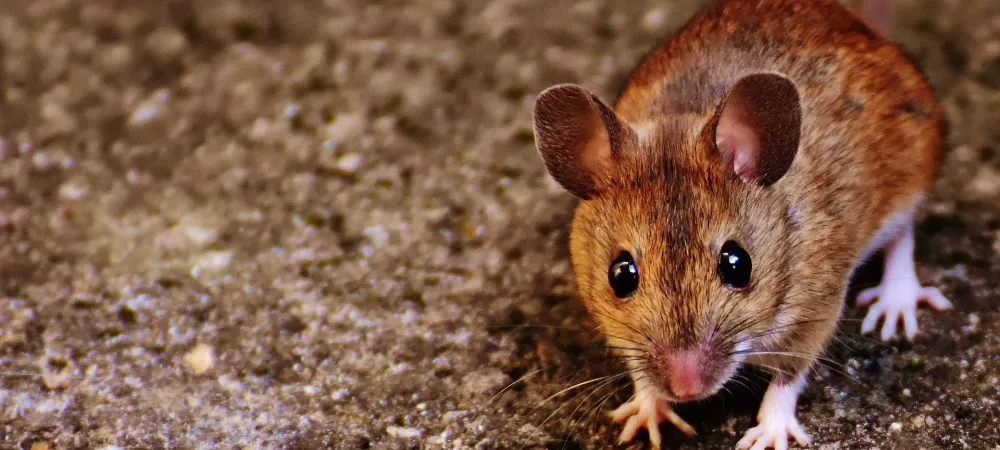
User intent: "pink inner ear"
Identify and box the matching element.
[580,120,611,178]
[716,115,760,180]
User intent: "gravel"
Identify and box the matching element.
[0,0,998,449]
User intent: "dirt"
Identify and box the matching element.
[0,0,998,449]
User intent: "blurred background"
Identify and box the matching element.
[0,0,998,448]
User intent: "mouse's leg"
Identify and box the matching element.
[857,221,953,341]
[735,372,810,450]
[609,375,695,448]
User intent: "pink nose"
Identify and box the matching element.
[665,350,705,400]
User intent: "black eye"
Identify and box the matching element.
[608,251,639,298]
[718,241,752,289]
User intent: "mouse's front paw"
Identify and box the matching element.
[735,415,810,450]
[610,390,695,449]
[858,279,953,341]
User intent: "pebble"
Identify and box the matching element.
[364,224,389,247]
[442,411,468,423]
[968,167,1000,198]
[642,9,666,32]
[386,425,422,439]
[145,27,188,61]
[58,181,88,200]
[183,343,215,375]
[191,250,233,275]
[325,114,366,142]
[178,217,219,245]
[129,89,170,126]
[99,44,134,73]
[336,152,363,173]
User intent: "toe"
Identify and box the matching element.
[736,427,762,450]
[647,417,662,449]
[920,288,954,310]
[661,404,697,437]
[788,422,811,446]
[618,416,642,444]
[775,431,789,450]
[902,308,918,340]
[856,287,880,307]
[749,437,771,450]
[880,311,899,341]
[860,303,884,335]
[610,401,638,423]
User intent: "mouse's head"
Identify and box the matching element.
[533,73,805,402]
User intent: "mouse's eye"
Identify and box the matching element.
[718,240,751,289]
[608,251,639,299]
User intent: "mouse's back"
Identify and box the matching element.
[611,0,942,249]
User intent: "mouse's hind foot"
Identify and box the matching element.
[858,223,952,341]
[858,283,952,341]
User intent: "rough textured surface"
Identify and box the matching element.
[0,0,998,449]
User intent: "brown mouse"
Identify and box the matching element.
[531,0,952,448]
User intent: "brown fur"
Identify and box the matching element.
[535,0,942,397]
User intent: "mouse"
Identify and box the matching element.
[530,0,952,448]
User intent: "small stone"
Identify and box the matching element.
[178,217,219,245]
[129,89,170,126]
[99,44,134,73]
[336,153,363,173]
[325,114,366,142]
[889,422,903,432]
[364,225,388,248]
[58,181,88,200]
[41,365,72,391]
[386,425,422,439]
[331,388,349,400]
[145,27,188,61]
[30,443,52,450]
[39,102,77,132]
[184,343,215,375]
[642,9,666,32]
[968,168,1000,198]
[191,250,233,275]
[442,411,468,423]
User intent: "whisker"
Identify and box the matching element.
[540,372,628,426]
[529,373,627,418]
[0,371,40,378]
[559,373,625,438]
[592,309,655,345]
[489,368,545,404]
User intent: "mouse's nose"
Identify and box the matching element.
[665,350,705,401]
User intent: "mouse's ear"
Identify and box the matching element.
[533,84,631,199]
[713,73,802,186]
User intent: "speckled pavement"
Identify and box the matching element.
[0,0,998,449]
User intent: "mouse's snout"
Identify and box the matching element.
[654,349,710,401]
[661,349,706,401]
[646,340,735,402]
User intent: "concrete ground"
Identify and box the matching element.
[0,0,998,449]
